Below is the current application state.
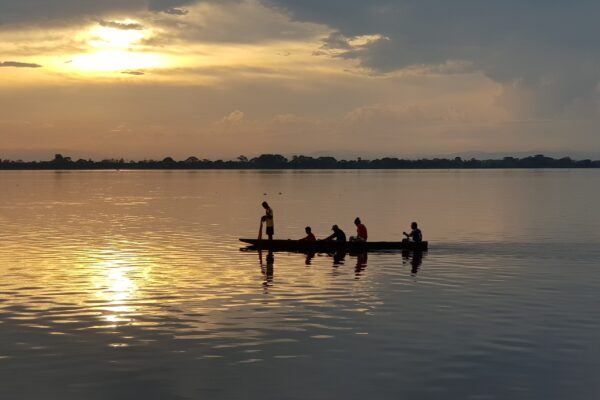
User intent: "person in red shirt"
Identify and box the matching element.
[351,217,368,242]
[300,226,316,241]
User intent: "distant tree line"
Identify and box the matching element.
[0,153,599,170]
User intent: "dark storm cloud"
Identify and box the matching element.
[0,0,206,26]
[0,61,42,68]
[162,7,189,16]
[264,0,600,71]
[320,32,352,51]
[97,19,144,30]
[142,1,320,47]
[265,0,600,116]
[147,0,196,12]
[0,1,143,25]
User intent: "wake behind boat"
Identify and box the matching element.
[239,238,428,252]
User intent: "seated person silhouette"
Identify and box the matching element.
[350,217,368,242]
[403,222,423,243]
[324,225,346,242]
[300,226,316,241]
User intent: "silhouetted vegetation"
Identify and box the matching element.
[0,153,599,170]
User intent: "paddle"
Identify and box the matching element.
[258,219,264,240]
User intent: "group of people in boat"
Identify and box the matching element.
[260,201,423,243]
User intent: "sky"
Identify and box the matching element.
[1,0,599,160]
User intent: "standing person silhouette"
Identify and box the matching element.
[261,201,274,241]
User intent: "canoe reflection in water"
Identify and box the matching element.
[259,250,275,289]
[305,252,316,265]
[247,247,424,286]
[402,250,424,275]
[332,251,346,266]
[355,252,368,279]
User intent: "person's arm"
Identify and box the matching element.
[323,233,334,241]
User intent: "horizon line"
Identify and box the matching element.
[1,153,599,170]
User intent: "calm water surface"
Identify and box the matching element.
[1,170,599,399]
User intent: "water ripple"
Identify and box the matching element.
[1,170,600,399]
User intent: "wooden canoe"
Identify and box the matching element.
[239,238,428,252]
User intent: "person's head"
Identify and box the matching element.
[305,226,312,234]
[262,201,269,209]
[411,222,418,229]
[332,224,339,232]
[354,217,361,225]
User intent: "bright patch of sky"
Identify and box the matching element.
[0,0,598,159]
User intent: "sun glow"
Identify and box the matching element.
[70,51,163,72]
[89,25,146,50]
[67,21,168,74]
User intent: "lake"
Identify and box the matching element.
[1,170,599,399]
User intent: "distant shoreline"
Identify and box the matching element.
[1,153,599,170]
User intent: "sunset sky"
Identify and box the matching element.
[1,0,599,160]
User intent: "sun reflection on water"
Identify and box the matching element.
[90,252,144,326]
